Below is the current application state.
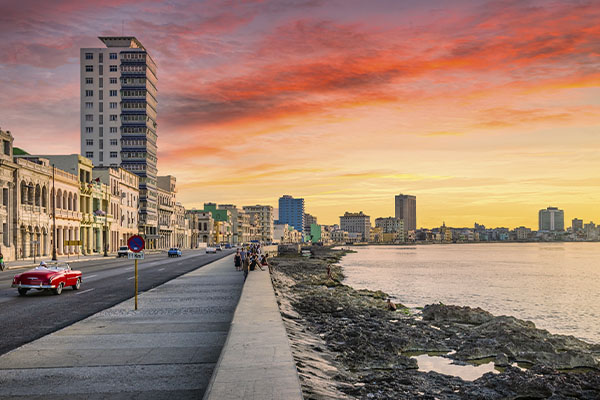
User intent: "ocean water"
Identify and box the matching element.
[340,243,600,344]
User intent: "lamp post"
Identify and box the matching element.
[103,180,108,257]
[51,165,57,261]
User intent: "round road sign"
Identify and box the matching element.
[128,235,145,253]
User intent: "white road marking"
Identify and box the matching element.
[86,275,97,279]
[125,267,134,271]
[158,268,165,271]
[127,276,135,280]
[76,288,95,295]
[177,262,183,265]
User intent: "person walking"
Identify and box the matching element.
[0,252,4,271]
[243,254,250,280]
[234,250,242,271]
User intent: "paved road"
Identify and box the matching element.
[0,249,234,356]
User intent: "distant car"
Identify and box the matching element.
[224,243,232,249]
[117,246,130,257]
[168,248,182,257]
[12,262,82,296]
[206,247,217,254]
[215,245,222,251]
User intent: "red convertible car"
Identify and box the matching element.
[12,262,82,296]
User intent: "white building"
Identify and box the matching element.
[80,36,159,248]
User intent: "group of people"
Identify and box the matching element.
[234,245,270,281]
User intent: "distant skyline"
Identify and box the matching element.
[2,0,599,227]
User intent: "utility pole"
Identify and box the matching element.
[52,165,57,261]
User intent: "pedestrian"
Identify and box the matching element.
[250,255,264,271]
[0,252,4,271]
[234,250,242,271]
[240,248,247,264]
[243,254,250,279]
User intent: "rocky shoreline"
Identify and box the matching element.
[270,247,600,399]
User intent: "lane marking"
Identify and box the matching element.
[86,275,97,279]
[127,276,134,280]
[158,268,165,271]
[76,288,95,295]
[125,267,134,271]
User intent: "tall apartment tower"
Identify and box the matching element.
[80,37,159,246]
[539,207,564,231]
[277,195,305,233]
[395,194,416,232]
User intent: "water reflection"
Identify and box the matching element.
[412,353,498,381]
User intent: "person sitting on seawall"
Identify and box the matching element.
[249,255,264,271]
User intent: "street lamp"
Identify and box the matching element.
[51,164,57,261]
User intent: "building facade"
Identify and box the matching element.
[0,129,18,260]
[276,195,304,234]
[340,211,371,241]
[243,205,274,243]
[80,36,159,249]
[157,175,176,249]
[304,213,316,238]
[395,194,416,233]
[539,206,564,231]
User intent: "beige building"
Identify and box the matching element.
[93,166,139,250]
[14,157,51,260]
[218,204,246,245]
[331,230,349,243]
[340,211,371,241]
[174,202,190,248]
[0,129,18,260]
[157,175,176,249]
[52,166,82,257]
[243,205,274,243]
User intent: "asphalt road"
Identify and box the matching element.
[0,249,234,356]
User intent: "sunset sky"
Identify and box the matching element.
[1,0,599,228]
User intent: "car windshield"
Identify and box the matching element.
[119,247,128,250]
[35,262,69,271]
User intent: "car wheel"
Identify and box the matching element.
[53,282,64,295]
[18,288,28,296]
[72,278,81,290]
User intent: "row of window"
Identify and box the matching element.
[121,65,146,73]
[84,90,118,97]
[85,139,118,146]
[85,151,118,159]
[84,65,118,72]
[122,102,146,109]
[84,102,118,110]
[121,90,146,97]
[85,127,118,134]
[85,77,118,85]
[85,52,117,60]
[122,139,146,146]
[121,53,146,61]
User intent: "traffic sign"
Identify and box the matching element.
[128,252,144,260]
[128,235,145,253]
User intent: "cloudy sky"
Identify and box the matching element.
[1,0,599,227]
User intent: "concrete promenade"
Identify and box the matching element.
[204,266,303,400]
[0,254,243,399]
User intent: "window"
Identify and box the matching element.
[99,152,103,162]
[85,114,93,122]
[99,114,103,125]
[110,53,117,60]
[110,77,117,84]
[86,139,93,146]
[85,127,93,133]
[110,115,117,121]
[110,65,117,72]
[110,152,118,158]
[85,102,93,109]
[85,90,93,97]
[99,53,103,63]
[85,77,93,84]
[99,127,103,137]
[85,53,93,60]
[85,65,93,72]
[99,139,103,149]
[110,102,117,109]
[99,102,103,112]
[109,90,117,97]
[99,78,103,88]
[110,127,117,133]
[85,151,94,158]
[99,65,103,75]
[110,139,118,146]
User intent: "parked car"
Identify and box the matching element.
[117,246,130,257]
[224,243,232,249]
[168,247,182,257]
[12,262,82,296]
[215,245,222,251]
[206,247,217,254]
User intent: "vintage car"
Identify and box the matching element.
[168,247,182,257]
[12,262,82,296]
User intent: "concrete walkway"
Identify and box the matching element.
[0,255,243,399]
[204,267,303,400]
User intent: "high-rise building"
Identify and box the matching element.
[276,195,304,234]
[395,194,416,233]
[539,207,564,231]
[340,211,371,241]
[572,218,583,232]
[80,36,159,246]
[304,213,317,237]
[243,205,274,243]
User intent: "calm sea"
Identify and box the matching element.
[340,243,600,344]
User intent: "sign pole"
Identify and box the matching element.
[134,258,138,310]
